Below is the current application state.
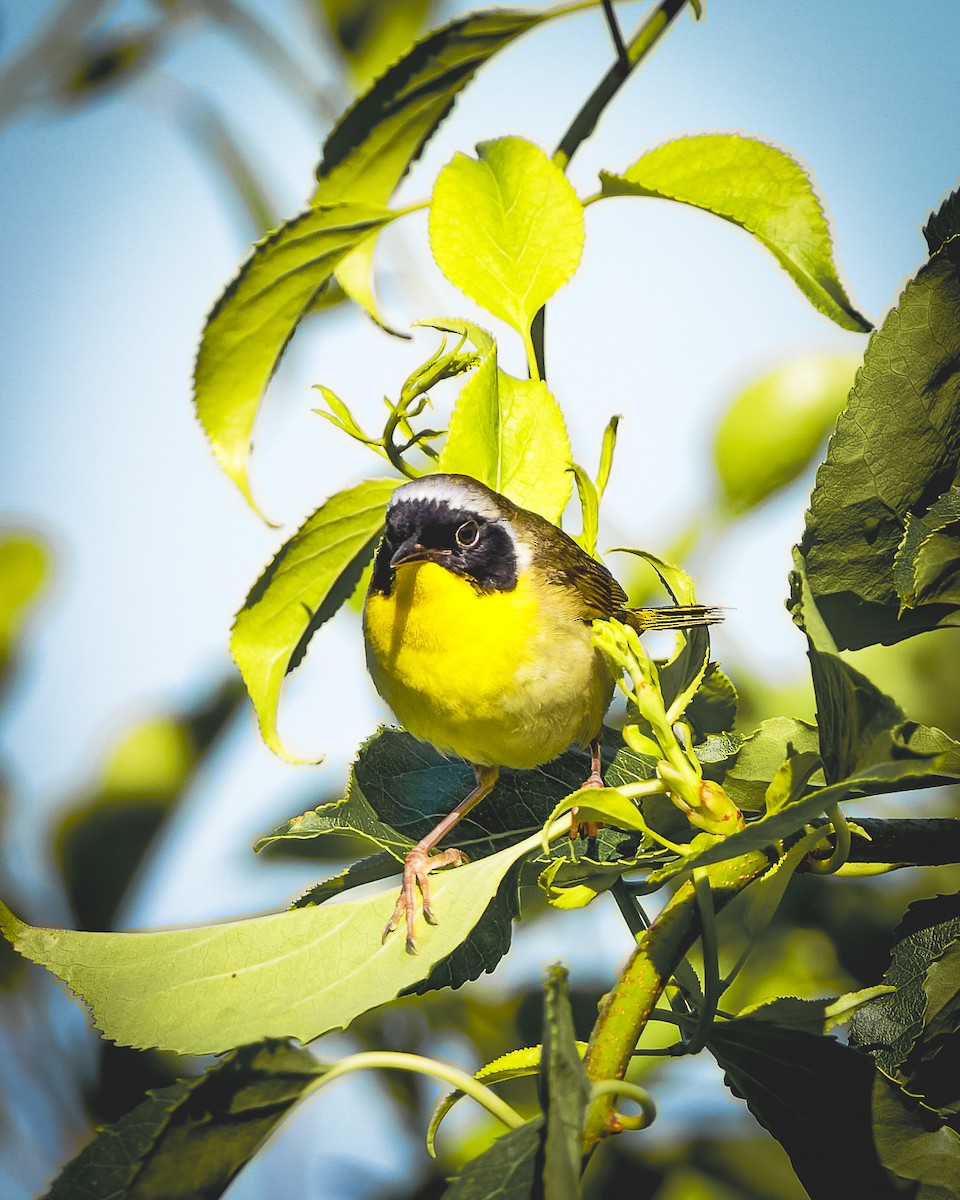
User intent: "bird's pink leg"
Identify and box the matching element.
[383,764,499,953]
[571,735,604,839]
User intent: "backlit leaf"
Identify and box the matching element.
[0,531,48,676]
[600,134,870,332]
[430,318,573,522]
[194,204,397,515]
[0,828,543,1055]
[231,478,398,761]
[430,137,585,336]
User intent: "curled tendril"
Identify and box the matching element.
[589,1079,657,1130]
[807,805,852,874]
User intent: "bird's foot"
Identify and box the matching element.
[382,845,467,953]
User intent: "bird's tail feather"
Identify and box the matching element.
[621,605,724,633]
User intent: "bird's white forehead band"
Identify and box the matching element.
[388,476,532,572]
[389,476,501,521]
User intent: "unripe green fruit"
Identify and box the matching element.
[714,353,861,514]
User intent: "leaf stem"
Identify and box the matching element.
[682,869,719,1054]
[533,0,695,378]
[553,0,692,172]
[583,850,770,1148]
[317,1051,525,1133]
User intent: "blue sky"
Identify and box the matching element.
[1,1,959,1194]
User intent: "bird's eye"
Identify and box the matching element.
[456,520,480,548]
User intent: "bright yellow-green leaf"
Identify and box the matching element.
[600,134,871,333]
[430,319,573,523]
[194,203,397,517]
[0,830,539,1055]
[0,532,48,671]
[312,11,552,208]
[429,138,585,337]
[318,0,438,93]
[230,478,398,761]
[334,233,409,337]
[714,352,862,513]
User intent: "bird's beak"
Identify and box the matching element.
[389,537,448,570]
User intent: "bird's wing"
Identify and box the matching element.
[542,544,628,619]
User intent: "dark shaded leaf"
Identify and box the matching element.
[707,1019,900,1198]
[685,662,738,738]
[902,939,960,1119]
[539,965,588,1200]
[851,894,960,1079]
[873,1071,960,1198]
[794,188,960,649]
[444,1118,543,1199]
[807,649,903,783]
[44,1040,327,1200]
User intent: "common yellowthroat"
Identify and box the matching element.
[363,473,721,950]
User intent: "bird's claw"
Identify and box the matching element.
[383,846,465,953]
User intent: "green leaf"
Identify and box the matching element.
[290,851,399,908]
[539,964,589,1200]
[713,352,861,514]
[429,136,585,337]
[444,1118,544,1199]
[317,0,438,92]
[722,717,820,812]
[807,649,904,783]
[333,232,409,337]
[901,938,960,1117]
[646,728,960,887]
[44,1041,326,1200]
[923,186,960,259]
[707,1019,903,1197]
[737,986,896,1035]
[794,190,960,648]
[312,9,553,208]
[850,894,960,1080]
[230,478,398,760]
[895,486,960,611]
[600,134,870,332]
[0,531,48,676]
[0,828,544,1055]
[872,1071,960,1198]
[194,204,397,515]
[685,662,738,738]
[430,318,573,523]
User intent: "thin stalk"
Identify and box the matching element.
[317,1051,525,1132]
[583,850,770,1149]
[554,0,691,171]
[533,0,695,377]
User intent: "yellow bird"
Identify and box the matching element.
[363,473,721,950]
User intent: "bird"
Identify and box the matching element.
[363,472,722,950]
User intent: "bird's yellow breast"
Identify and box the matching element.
[363,561,612,769]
